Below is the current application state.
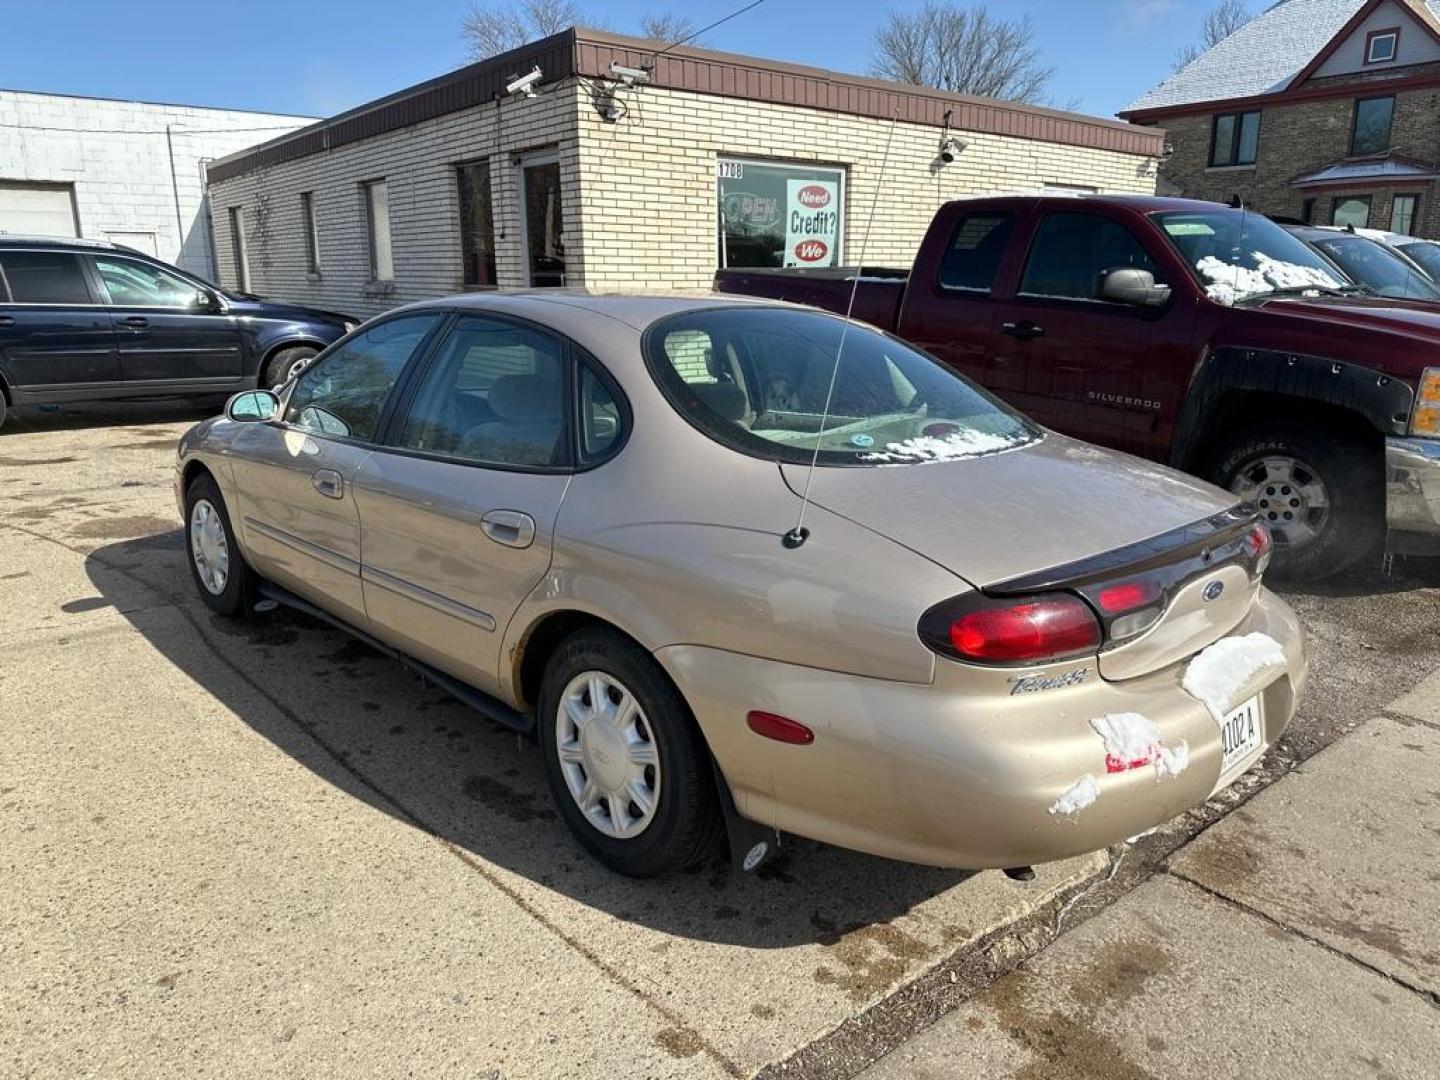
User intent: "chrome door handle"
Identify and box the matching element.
[119,315,149,329]
[480,509,536,549]
[1001,320,1045,340]
[311,469,344,499]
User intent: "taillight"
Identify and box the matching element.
[919,593,1101,665]
[1245,523,1273,575]
[1095,580,1161,614]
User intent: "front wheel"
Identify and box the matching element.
[184,474,256,616]
[538,629,721,877]
[1208,422,1383,581]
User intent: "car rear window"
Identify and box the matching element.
[0,251,92,305]
[938,212,1014,292]
[644,306,1037,466]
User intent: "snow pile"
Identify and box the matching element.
[1196,253,1342,305]
[1049,775,1100,817]
[1183,632,1288,723]
[1090,712,1190,780]
[859,430,1022,463]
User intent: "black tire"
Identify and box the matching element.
[1206,421,1383,582]
[0,388,7,432]
[183,473,257,616]
[537,628,722,877]
[261,345,318,390]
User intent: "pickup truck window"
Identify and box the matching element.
[645,307,1036,466]
[938,212,1014,292]
[1018,212,1159,302]
[1154,210,1344,304]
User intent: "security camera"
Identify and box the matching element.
[939,136,967,164]
[609,62,652,86]
[506,66,543,97]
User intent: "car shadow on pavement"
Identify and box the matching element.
[0,400,218,436]
[85,532,974,951]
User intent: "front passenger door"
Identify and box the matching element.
[229,312,446,626]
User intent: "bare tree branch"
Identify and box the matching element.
[639,12,701,46]
[1173,0,1250,71]
[462,0,583,60]
[870,2,1055,104]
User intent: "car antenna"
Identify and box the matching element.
[782,115,899,550]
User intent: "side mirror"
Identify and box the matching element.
[1099,267,1172,308]
[193,288,221,313]
[225,389,279,423]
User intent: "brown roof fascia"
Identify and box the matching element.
[208,26,1163,184]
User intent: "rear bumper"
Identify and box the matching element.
[660,588,1306,870]
[1386,436,1440,553]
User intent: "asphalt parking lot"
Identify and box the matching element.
[3,403,1439,1079]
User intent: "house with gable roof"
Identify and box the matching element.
[1121,0,1440,236]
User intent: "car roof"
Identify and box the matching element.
[950,193,1228,214]
[0,234,128,252]
[396,289,798,332]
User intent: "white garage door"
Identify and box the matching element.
[0,183,79,238]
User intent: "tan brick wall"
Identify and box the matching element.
[209,79,1158,314]
[1150,85,1440,237]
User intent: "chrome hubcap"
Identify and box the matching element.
[556,670,661,840]
[189,499,230,595]
[286,354,311,380]
[1230,454,1329,549]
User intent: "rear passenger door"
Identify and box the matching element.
[355,314,586,697]
[0,249,119,396]
[991,210,1168,451]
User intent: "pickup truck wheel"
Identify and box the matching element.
[538,628,721,877]
[1208,423,1382,581]
[262,346,318,390]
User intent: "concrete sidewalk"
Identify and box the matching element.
[858,695,1440,1079]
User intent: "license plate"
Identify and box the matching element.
[1218,695,1264,778]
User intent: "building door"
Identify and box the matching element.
[0,183,79,238]
[519,152,565,287]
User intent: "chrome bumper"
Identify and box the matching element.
[1386,436,1440,551]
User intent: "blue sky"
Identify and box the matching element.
[4,0,1214,120]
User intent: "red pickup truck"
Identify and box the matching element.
[716,195,1440,581]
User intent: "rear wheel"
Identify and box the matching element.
[184,474,256,616]
[538,628,721,877]
[1208,422,1382,581]
[262,345,318,390]
[0,389,7,432]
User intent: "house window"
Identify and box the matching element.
[1332,195,1372,229]
[1209,111,1261,167]
[1350,96,1394,157]
[1366,28,1400,64]
[300,192,320,274]
[1391,193,1419,234]
[362,180,394,282]
[716,157,845,269]
[228,206,249,292]
[1301,198,1316,224]
[455,161,496,288]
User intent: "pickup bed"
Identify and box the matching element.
[716,194,1440,580]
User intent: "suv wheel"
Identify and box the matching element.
[1208,422,1383,581]
[262,346,318,390]
[184,474,256,616]
[538,628,721,877]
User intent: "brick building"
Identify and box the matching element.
[1122,0,1440,237]
[205,27,1163,318]
[0,90,313,279]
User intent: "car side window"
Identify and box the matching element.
[395,315,568,468]
[937,212,1014,292]
[0,252,92,305]
[284,313,441,441]
[1019,212,1160,302]
[93,255,201,308]
[578,363,623,463]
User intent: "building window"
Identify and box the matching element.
[716,157,844,269]
[1391,193,1419,234]
[300,192,320,274]
[228,206,249,292]
[1301,198,1317,224]
[1209,111,1261,167]
[363,180,394,282]
[1350,97,1394,157]
[1366,28,1400,64]
[1332,195,1372,229]
[455,161,497,288]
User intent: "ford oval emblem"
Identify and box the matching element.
[1202,580,1225,603]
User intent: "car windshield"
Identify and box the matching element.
[645,306,1037,466]
[1395,241,1440,280]
[1313,236,1440,299]
[1153,209,1347,304]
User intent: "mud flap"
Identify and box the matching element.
[711,759,780,873]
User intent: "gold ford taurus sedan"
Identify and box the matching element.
[175,294,1307,878]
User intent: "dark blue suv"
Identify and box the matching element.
[0,236,356,430]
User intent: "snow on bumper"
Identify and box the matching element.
[657,587,1306,870]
